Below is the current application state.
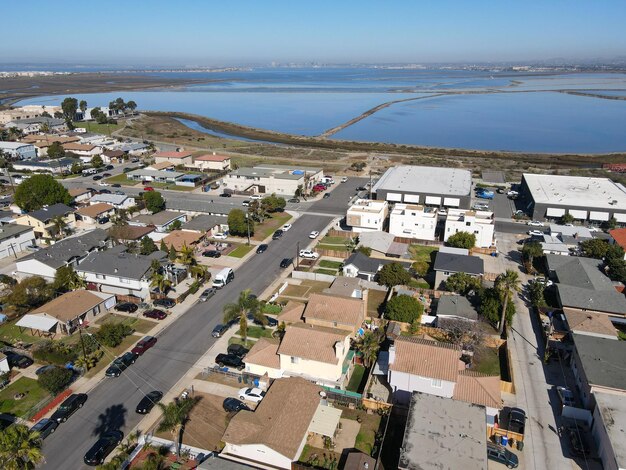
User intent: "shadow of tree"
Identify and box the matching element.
[93,403,127,438]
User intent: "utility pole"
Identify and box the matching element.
[368,169,373,200]
[296,241,300,269]
[245,213,250,246]
[77,319,89,371]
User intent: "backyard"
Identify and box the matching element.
[472,345,501,376]
[235,325,274,339]
[0,377,49,418]
[346,365,366,393]
[367,289,387,318]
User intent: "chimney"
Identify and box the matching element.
[114,268,118,273]
[388,345,396,366]
[334,341,344,360]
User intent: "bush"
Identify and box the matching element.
[446,231,476,249]
[38,366,73,394]
[262,303,282,315]
[385,294,423,323]
[356,246,372,256]
[95,323,132,348]
[33,341,77,366]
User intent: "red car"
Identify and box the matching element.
[143,309,167,320]
[144,186,155,192]
[313,184,325,191]
[131,336,157,355]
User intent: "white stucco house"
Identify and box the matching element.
[444,209,495,248]
[0,224,36,260]
[388,203,438,240]
[346,199,389,233]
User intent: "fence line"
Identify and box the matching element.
[327,229,356,238]
[315,248,351,259]
[291,271,337,283]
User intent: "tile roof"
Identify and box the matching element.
[194,154,231,162]
[222,377,321,459]
[30,290,110,322]
[433,251,484,276]
[62,143,99,151]
[161,230,203,251]
[148,161,176,170]
[154,151,192,159]
[572,333,626,390]
[75,203,113,218]
[304,293,364,330]
[610,228,626,250]
[563,309,618,338]
[278,301,305,324]
[244,337,280,369]
[278,323,348,365]
[453,370,501,409]
[390,336,463,383]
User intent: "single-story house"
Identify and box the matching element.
[68,188,93,204]
[11,157,80,175]
[117,142,149,155]
[15,203,76,240]
[0,223,36,260]
[89,193,136,210]
[358,230,408,258]
[75,203,115,225]
[102,150,125,163]
[160,230,203,251]
[63,143,102,159]
[126,169,184,184]
[342,251,410,282]
[108,225,156,244]
[129,211,186,233]
[181,214,228,235]
[433,251,484,289]
[192,154,232,171]
[146,161,176,171]
[436,294,479,326]
[153,151,193,166]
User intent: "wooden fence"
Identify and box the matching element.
[393,236,442,246]
[327,229,356,238]
[315,248,351,259]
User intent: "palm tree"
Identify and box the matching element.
[51,215,69,240]
[177,243,196,268]
[156,397,199,457]
[223,289,262,336]
[495,270,521,335]
[355,330,382,368]
[189,264,207,280]
[0,424,45,469]
[150,272,171,295]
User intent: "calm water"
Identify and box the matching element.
[16,67,626,152]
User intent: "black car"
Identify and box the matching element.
[98,189,111,194]
[272,229,283,240]
[135,390,163,414]
[246,312,278,327]
[287,198,300,203]
[143,308,167,320]
[215,353,245,370]
[356,186,366,191]
[486,443,519,468]
[0,179,8,185]
[508,407,526,434]
[51,393,88,423]
[153,298,176,309]
[211,324,229,338]
[35,365,57,376]
[280,257,293,268]
[202,250,222,258]
[220,192,232,197]
[223,397,250,413]
[102,173,112,177]
[105,352,138,378]
[5,352,33,369]
[256,244,268,254]
[98,216,110,224]
[227,344,249,357]
[31,418,58,440]
[92,175,103,181]
[115,302,138,313]
[105,165,114,170]
[111,183,121,188]
[83,430,124,466]
[323,193,330,199]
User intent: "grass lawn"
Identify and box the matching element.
[228,337,257,349]
[408,278,431,289]
[317,244,350,252]
[314,268,337,275]
[340,407,382,456]
[282,285,311,298]
[300,280,332,294]
[96,313,157,335]
[0,378,49,418]
[299,444,341,467]
[319,260,343,269]
[84,334,141,378]
[0,320,46,346]
[252,213,293,241]
[142,181,197,192]
[235,326,274,339]
[320,236,350,245]
[472,346,501,376]
[409,244,438,275]
[105,173,137,185]
[228,244,254,258]
[367,289,387,318]
[346,365,366,392]
[73,121,122,134]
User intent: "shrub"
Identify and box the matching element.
[385,294,423,323]
[95,323,132,348]
[446,231,476,249]
[38,366,73,394]
[262,303,282,315]
[33,341,77,365]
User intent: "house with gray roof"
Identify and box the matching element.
[436,294,479,325]
[0,224,35,260]
[221,164,323,196]
[182,214,228,234]
[15,203,76,240]
[433,251,484,289]
[6,117,67,134]
[15,228,109,280]
[166,199,233,217]
[129,211,186,233]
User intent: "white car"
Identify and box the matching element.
[213,233,228,240]
[527,220,544,227]
[588,226,600,233]
[282,224,292,232]
[532,277,554,287]
[507,190,519,197]
[437,209,447,216]
[527,230,544,237]
[98,182,110,187]
[473,204,489,211]
[341,177,348,183]
[299,249,319,259]
[250,194,262,200]
[239,387,266,403]
[242,200,250,207]
[309,231,320,239]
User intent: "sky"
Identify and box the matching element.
[4,1,626,66]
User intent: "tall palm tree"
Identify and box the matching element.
[355,330,382,368]
[177,243,196,268]
[51,215,68,240]
[223,289,263,336]
[0,424,45,470]
[495,270,521,335]
[156,397,199,457]
[150,272,171,295]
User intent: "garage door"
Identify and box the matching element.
[589,211,609,221]
[569,210,587,220]
[443,198,460,207]
[546,207,565,217]
[425,196,441,205]
[386,192,402,202]
[404,194,420,203]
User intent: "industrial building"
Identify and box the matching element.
[520,174,626,224]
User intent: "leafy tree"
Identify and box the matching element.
[61,97,78,122]
[159,239,168,252]
[495,270,521,334]
[603,217,617,231]
[0,424,44,469]
[355,330,383,367]
[580,238,611,259]
[53,265,85,292]
[169,219,182,231]
[150,272,171,295]
[560,213,575,225]
[14,174,71,211]
[79,100,88,115]
[95,323,132,348]
[3,276,54,314]
[47,141,65,159]
[261,194,286,213]
[522,241,543,264]
[53,111,63,119]
[356,246,372,256]
[38,366,73,394]
[446,231,476,249]
[607,258,626,283]
[156,397,200,457]
[96,112,109,124]
[144,191,165,213]
[51,215,70,240]
[90,107,102,120]
[377,262,411,290]
[528,281,546,308]
[168,245,177,261]
[385,294,423,323]
[91,155,103,168]
[70,162,83,174]
[443,272,482,295]
[140,236,157,255]
[0,274,16,287]
[227,209,254,236]
[126,100,138,113]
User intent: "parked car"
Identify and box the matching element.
[313,184,326,192]
[565,425,590,456]
[239,387,265,403]
[223,397,250,412]
[92,175,103,181]
[245,312,278,327]
[83,430,124,466]
[98,181,110,186]
[211,324,229,338]
[199,288,216,302]
[220,192,232,197]
[486,443,519,468]
[556,386,576,408]
[111,184,121,188]
[227,344,249,357]
[250,194,262,200]
[356,186,366,191]
[135,390,163,414]
[98,216,110,225]
[341,177,348,183]
[202,250,222,258]
[105,352,138,378]
[527,230,544,237]
[143,309,167,320]
[212,233,228,240]
[102,173,112,177]
[215,353,245,370]
[256,244,268,254]
[272,229,284,240]
[473,203,489,211]
[323,193,330,199]
[588,226,600,233]
[115,302,138,313]
[144,186,155,191]
[105,165,114,170]
[242,200,250,207]
[497,187,506,194]
[5,352,33,369]
[288,198,300,203]
[114,190,125,195]
[508,407,526,434]
[527,220,544,227]
[532,276,554,287]
[309,230,320,239]
[31,418,58,440]
[131,336,157,355]
[299,249,319,259]
[153,298,176,309]
[282,224,292,231]
[35,365,57,376]
[51,393,88,423]
[507,190,519,197]
[280,257,293,268]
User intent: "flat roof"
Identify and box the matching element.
[594,391,626,469]
[373,165,472,197]
[523,173,626,210]
[127,169,184,178]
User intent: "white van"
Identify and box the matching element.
[212,268,235,289]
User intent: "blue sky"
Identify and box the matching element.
[4,1,626,65]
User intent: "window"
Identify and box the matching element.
[290,356,299,364]
[465,222,471,226]
[431,378,442,388]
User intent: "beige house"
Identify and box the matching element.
[303,292,365,334]
[346,199,389,233]
[15,203,75,240]
[68,188,93,204]
[153,151,193,166]
[192,153,231,171]
[146,161,176,171]
[75,203,115,225]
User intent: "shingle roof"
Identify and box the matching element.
[194,154,230,162]
[77,250,160,280]
[108,225,154,241]
[26,203,74,223]
[557,284,626,315]
[304,293,364,330]
[244,337,280,369]
[572,333,626,390]
[222,377,321,459]
[343,252,384,274]
[154,151,192,159]
[563,310,617,338]
[165,199,233,216]
[30,290,109,322]
[278,323,348,365]
[161,230,203,251]
[390,336,463,383]
[453,370,501,409]
[546,255,614,291]
[0,224,33,243]
[182,214,228,232]
[68,188,91,197]
[433,252,484,275]
[130,211,184,227]
[437,295,479,321]
[75,203,113,218]
[19,229,108,269]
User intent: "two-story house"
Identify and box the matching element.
[0,224,36,259]
[153,151,193,167]
[192,153,232,171]
[346,199,389,233]
[15,203,75,240]
[444,209,495,248]
[388,203,437,241]
[302,292,365,334]
[433,249,484,289]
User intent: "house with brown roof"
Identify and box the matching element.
[561,310,617,340]
[146,161,176,171]
[153,151,193,166]
[221,377,322,469]
[68,188,93,204]
[387,336,501,424]
[303,292,365,333]
[75,203,115,225]
[244,337,282,378]
[277,301,305,324]
[160,230,203,251]
[62,142,102,158]
[108,225,155,243]
[192,153,231,171]
[609,228,626,260]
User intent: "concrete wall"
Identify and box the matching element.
[15,258,58,280]
[290,270,336,283]
[245,363,283,379]
[0,229,36,259]
[592,405,621,470]
[222,443,293,470]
